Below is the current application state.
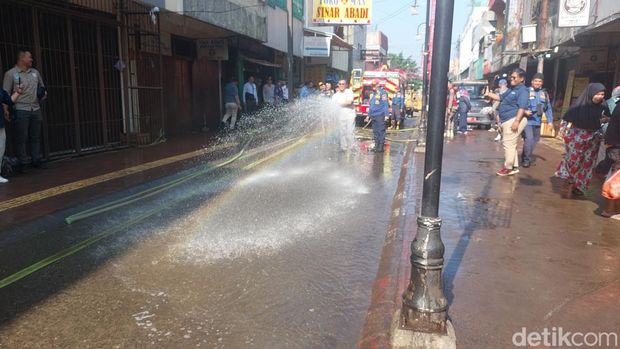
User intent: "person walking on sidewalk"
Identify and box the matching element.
[221,76,241,130]
[521,73,554,168]
[3,50,47,173]
[556,83,609,198]
[365,80,389,153]
[242,76,258,114]
[445,81,458,137]
[456,87,472,134]
[485,68,529,176]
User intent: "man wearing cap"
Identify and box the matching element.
[521,73,553,167]
[365,80,389,152]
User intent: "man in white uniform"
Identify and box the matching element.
[332,80,355,151]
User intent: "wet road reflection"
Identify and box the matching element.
[0,135,408,348]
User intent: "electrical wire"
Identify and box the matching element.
[374,2,414,26]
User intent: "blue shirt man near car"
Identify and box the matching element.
[521,73,554,167]
[365,80,389,153]
[485,68,529,176]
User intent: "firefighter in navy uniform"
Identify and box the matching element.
[521,73,554,167]
[365,80,389,152]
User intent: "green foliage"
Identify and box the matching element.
[388,52,422,90]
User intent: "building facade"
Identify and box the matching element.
[0,0,312,160]
[454,0,620,118]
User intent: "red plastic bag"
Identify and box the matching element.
[602,170,620,200]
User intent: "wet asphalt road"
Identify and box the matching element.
[0,129,413,348]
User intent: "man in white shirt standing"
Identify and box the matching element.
[281,81,289,103]
[262,76,275,107]
[243,75,258,114]
[332,80,355,151]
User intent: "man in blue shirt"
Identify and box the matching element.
[485,68,529,176]
[222,76,241,130]
[521,73,553,167]
[365,80,389,152]
[390,91,405,129]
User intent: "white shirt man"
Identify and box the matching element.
[332,80,355,150]
[242,76,258,113]
[263,78,275,105]
[281,84,289,101]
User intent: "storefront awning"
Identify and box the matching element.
[241,55,281,68]
[303,28,353,50]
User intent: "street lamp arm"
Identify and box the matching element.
[416,22,427,34]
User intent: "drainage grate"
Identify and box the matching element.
[453,195,513,229]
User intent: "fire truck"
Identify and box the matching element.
[351,68,407,125]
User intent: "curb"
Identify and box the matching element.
[358,138,423,349]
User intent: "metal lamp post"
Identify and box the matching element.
[418,2,431,139]
[401,0,455,334]
[416,23,426,42]
[287,0,294,96]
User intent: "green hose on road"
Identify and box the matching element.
[64,135,305,224]
[0,203,173,289]
[64,140,251,224]
[2,135,310,289]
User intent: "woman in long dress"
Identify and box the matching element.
[556,83,610,198]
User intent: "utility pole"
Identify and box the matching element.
[537,0,549,74]
[287,0,295,96]
[401,0,455,336]
[419,0,431,137]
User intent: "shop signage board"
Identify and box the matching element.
[558,0,590,27]
[312,0,372,25]
[197,39,229,60]
[303,36,331,57]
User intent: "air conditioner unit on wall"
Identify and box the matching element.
[521,24,537,44]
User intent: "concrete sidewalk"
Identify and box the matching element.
[361,130,620,348]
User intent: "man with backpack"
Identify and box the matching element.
[521,73,554,168]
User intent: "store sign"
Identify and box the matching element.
[312,0,372,25]
[361,49,381,60]
[303,36,331,57]
[558,0,590,27]
[197,39,228,60]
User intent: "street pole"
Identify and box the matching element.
[287,0,295,97]
[402,0,455,335]
[419,0,431,137]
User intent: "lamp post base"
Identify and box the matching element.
[391,310,456,349]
